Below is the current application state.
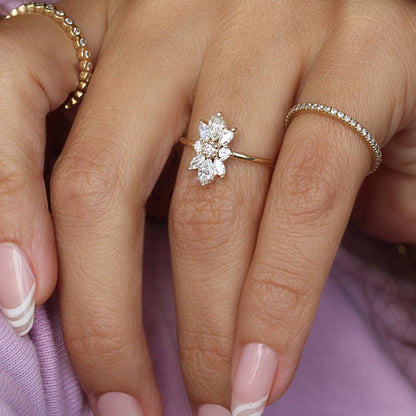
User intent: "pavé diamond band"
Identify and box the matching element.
[285,103,382,175]
[180,113,275,186]
[5,3,93,110]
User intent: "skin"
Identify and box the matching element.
[1,0,416,414]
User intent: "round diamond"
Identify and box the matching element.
[72,27,81,36]
[193,140,203,153]
[204,143,217,157]
[219,147,232,161]
[83,50,91,59]
[54,9,64,16]
[79,38,87,47]
[64,17,73,25]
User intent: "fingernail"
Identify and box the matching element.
[231,343,278,416]
[96,392,144,416]
[0,243,36,336]
[198,404,232,416]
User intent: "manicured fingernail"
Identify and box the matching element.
[198,404,232,416]
[0,243,36,336]
[96,392,144,416]
[231,343,278,416]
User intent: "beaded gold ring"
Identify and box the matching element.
[5,2,93,110]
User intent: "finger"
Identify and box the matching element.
[51,2,196,415]
[0,0,101,335]
[169,2,319,410]
[231,4,414,414]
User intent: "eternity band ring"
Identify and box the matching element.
[180,113,275,186]
[286,103,382,175]
[5,3,93,110]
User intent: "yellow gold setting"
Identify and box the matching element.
[5,3,93,110]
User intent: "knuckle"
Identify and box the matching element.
[64,323,132,371]
[51,153,126,218]
[170,185,245,251]
[248,259,317,328]
[275,138,344,225]
[0,158,32,199]
[179,329,232,401]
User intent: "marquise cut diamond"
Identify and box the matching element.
[188,113,235,185]
[189,154,205,170]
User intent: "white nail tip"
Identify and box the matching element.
[1,284,35,319]
[6,302,35,328]
[0,284,35,336]
[16,313,34,337]
[232,394,268,416]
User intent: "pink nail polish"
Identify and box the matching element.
[96,392,144,416]
[199,404,232,416]
[0,243,36,336]
[231,343,278,416]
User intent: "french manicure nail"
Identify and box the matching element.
[199,404,232,416]
[96,392,144,416]
[231,343,278,416]
[0,243,36,336]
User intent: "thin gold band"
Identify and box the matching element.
[5,3,93,110]
[179,137,275,167]
[285,103,382,175]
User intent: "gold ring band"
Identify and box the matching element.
[5,3,93,110]
[180,113,274,186]
[285,103,382,175]
[179,137,274,167]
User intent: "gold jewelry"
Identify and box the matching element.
[285,103,382,175]
[180,113,275,186]
[5,3,93,110]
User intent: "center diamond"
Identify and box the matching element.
[188,113,235,186]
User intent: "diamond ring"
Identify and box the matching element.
[285,103,382,174]
[180,113,275,186]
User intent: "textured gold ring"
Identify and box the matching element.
[285,103,382,175]
[5,2,93,110]
[180,113,275,186]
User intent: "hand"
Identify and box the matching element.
[1,1,416,416]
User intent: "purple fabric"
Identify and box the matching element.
[1,1,416,414]
[0,221,414,415]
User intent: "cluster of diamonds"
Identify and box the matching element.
[286,103,382,174]
[6,3,93,110]
[188,113,235,186]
